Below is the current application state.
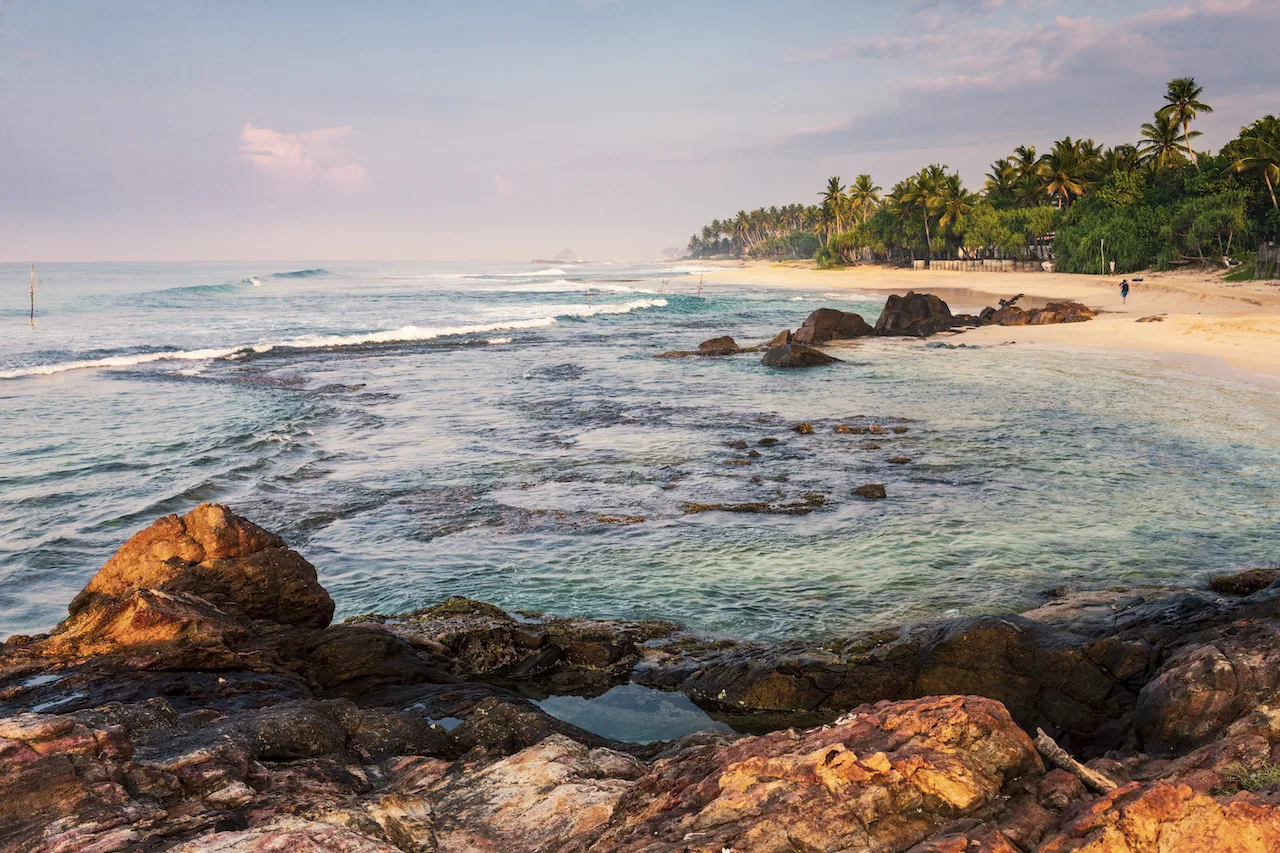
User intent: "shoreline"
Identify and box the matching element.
[687,260,1280,378]
[6,503,1280,850]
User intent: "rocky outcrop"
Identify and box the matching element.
[656,335,754,358]
[989,301,1095,326]
[760,343,842,367]
[793,307,873,344]
[68,503,332,629]
[875,291,956,337]
[5,511,1280,852]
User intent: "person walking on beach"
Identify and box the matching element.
[1119,279,1130,305]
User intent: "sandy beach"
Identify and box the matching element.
[692,261,1280,377]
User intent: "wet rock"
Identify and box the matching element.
[889,456,913,464]
[760,343,841,367]
[682,494,826,516]
[893,426,910,434]
[875,292,955,337]
[766,330,792,347]
[791,422,814,434]
[756,437,781,447]
[860,441,883,450]
[1209,568,1280,596]
[853,484,887,499]
[726,439,748,449]
[698,335,740,354]
[792,308,873,344]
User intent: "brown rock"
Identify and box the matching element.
[698,335,739,355]
[854,484,887,499]
[792,308,873,344]
[1038,768,1089,809]
[766,329,792,347]
[591,695,1042,853]
[889,456,913,464]
[68,503,333,629]
[760,343,841,367]
[1209,568,1280,596]
[875,292,955,337]
[791,423,815,434]
[1038,782,1280,852]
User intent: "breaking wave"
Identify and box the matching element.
[0,299,668,379]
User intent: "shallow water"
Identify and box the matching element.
[535,683,733,743]
[2,261,1278,641]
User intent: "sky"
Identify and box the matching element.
[2,0,1278,262]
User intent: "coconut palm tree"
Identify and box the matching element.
[1140,112,1191,170]
[984,160,1018,208]
[938,173,977,255]
[899,166,946,261]
[1100,144,1142,176]
[1043,138,1089,207]
[1233,115,1280,210]
[1009,145,1046,207]
[820,176,847,238]
[848,174,881,224]
[1158,77,1213,168]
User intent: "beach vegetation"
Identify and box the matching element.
[685,77,1278,275]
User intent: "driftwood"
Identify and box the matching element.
[998,293,1025,309]
[1034,728,1119,793]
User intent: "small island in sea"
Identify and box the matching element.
[5,2,1280,850]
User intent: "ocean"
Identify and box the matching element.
[2,260,1278,641]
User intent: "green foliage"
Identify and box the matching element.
[1097,171,1145,207]
[682,78,1279,275]
[1054,198,1172,274]
[1224,255,1256,281]
[1214,761,1280,795]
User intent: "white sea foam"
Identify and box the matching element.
[0,299,668,379]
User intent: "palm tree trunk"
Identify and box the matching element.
[1265,171,1278,210]
[1184,119,1199,168]
[923,216,933,263]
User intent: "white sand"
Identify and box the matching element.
[688,261,1280,377]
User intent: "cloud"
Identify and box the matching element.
[238,123,367,190]
[769,0,1280,162]
[492,173,515,197]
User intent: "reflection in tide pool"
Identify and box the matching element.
[535,683,734,744]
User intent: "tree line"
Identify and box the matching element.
[685,78,1280,276]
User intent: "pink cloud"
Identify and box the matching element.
[492,172,515,197]
[238,123,367,191]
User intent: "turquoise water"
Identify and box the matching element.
[2,261,1278,641]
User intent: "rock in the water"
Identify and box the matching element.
[791,422,814,434]
[698,335,740,355]
[888,456,912,464]
[766,329,792,347]
[760,344,841,367]
[792,308,872,344]
[854,484,887,499]
[875,291,955,337]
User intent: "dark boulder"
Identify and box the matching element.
[853,484,887,499]
[874,292,955,337]
[697,335,740,355]
[792,308,872,344]
[766,329,793,347]
[760,344,841,368]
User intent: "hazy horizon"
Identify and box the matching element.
[4,0,1278,262]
